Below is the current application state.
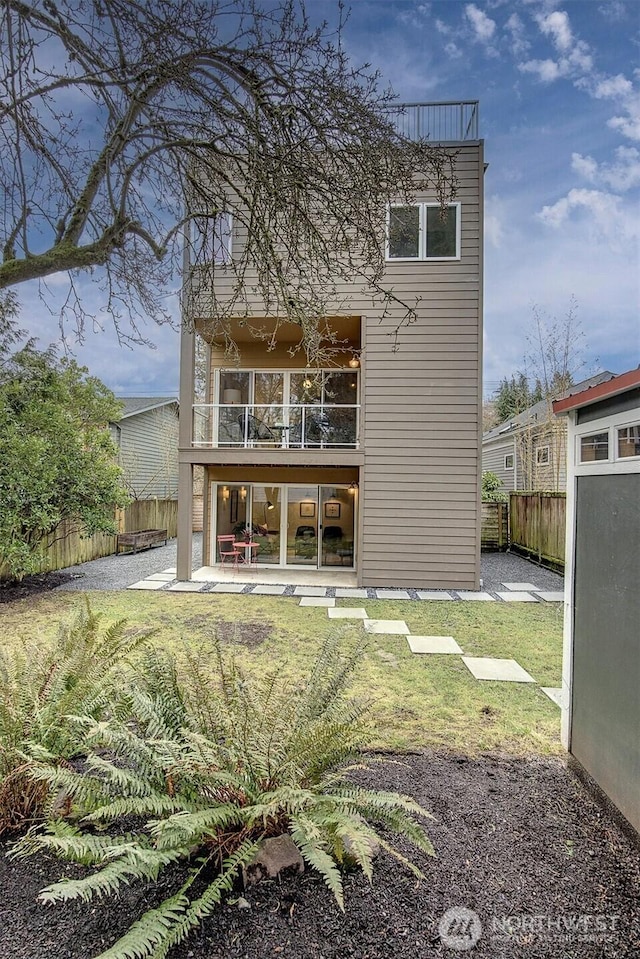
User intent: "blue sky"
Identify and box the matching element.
[16,0,640,397]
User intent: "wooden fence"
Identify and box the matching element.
[34,498,179,574]
[481,501,509,550]
[509,491,566,570]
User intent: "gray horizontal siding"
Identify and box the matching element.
[118,406,179,499]
[481,439,516,491]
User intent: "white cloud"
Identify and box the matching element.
[572,147,640,192]
[505,13,530,57]
[536,188,639,248]
[598,1,627,21]
[444,42,463,60]
[464,4,496,42]
[536,10,573,53]
[520,58,561,83]
[593,74,633,99]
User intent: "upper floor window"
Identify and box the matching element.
[617,424,640,459]
[193,212,232,265]
[386,203,460,261]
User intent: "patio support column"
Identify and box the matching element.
[177,303,196,581]
[177,462,194,580]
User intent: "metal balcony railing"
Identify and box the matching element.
[193,403,360,450]
[388,101,479,142]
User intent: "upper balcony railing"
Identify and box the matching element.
[193,403,360,450]
[388,101,479,142]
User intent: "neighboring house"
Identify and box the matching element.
[482,372,614,492]
[176,101,485,589]
[110,397,179,499]
[553,367,640,833]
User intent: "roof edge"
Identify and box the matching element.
[552,368,640,415]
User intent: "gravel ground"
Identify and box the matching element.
[51,543,563,595]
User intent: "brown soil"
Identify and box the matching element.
[0,752,638,959]
[0,570,75,604]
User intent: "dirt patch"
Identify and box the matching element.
[212,617,273,649]
[0,570,76,605]
[0,752,638,959]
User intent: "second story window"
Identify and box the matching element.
[193,212,233,265]
[386,203,460,261]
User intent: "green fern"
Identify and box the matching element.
[11,632,436,959]
[0,600,154,834]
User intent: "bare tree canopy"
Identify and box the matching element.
[0,0,455,349]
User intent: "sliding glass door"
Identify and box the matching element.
[213,483,355,569]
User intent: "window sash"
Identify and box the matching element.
[386,203,460,261]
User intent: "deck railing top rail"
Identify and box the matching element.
[388,101,479,142]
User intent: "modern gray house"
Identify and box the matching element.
[176,101,485,589]
[110,397,179,500]
[553,367,640,834]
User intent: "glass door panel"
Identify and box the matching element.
[218,371,250,446]
[286,487,319,566]
[252,373,284,445]
[320,486,355,568]
[214,484,248,561]
[250,485,281,564]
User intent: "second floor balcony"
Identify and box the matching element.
[193,402,360,450]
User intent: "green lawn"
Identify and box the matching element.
[0,589,564,756]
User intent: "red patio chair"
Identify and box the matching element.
[217,535,241,569]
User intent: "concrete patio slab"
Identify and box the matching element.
[146,572,177,581]
[251,585,288,595]
[335,588,369,598]
[364,619,410,635]
[416,591,454,601]
[208,583,247,593]
[128,580,167,590]
[293,586,328,596]
[375,590,411,600]
[541,687,564,707]
[496,591,539,602]
[167,581,205,592]
[327,607,368,619]
[407,635,463,654]
[456,591,495,601]
[502,582,540,591]
[462,657,536,683]
[299,597,335,607]
[535,591,565,602]
[163,567,177,573]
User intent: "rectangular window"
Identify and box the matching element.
[536,446,550,466]
[504,453,514,470]
[386,203,460,260]
[193,212,232,264]
[617,424,640,459]
[580,432,609,462]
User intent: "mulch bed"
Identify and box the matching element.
[0,752,638,959]
[0,570,75,604]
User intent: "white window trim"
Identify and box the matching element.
[536,445,550,466]
[504,454,514,470]
[385,202,461,262]
[616,421,640,461]
[572,409,640,475]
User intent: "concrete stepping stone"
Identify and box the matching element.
[146,572,177,581]
[327,607,368,619]
[293,586,327,596]
[375,590,411,600]
[535,591,565,602]
[251,585,287,595]
[335,588,369,598]
[209,583,247,593]
[299,597,335,607]
[456,591,495,601]
[416,591,454,601]
[407,635,463,655]
[128,580,167,590]
[167,581,205,592]
[541,687,564,707]
[364,619,410,635]
[462,657,535,683]
[163,567,176,573]
[502,582,539,591]
[496,591,538,602]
